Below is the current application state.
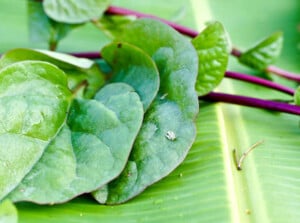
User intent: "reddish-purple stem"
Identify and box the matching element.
[106,5,300,82]
[70,52,101,59]
[106,6,198,38]
[225,71,295,96]
[200,92,300,115]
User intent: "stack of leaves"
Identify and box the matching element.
[0,18,200,207]
[2,1,300,222]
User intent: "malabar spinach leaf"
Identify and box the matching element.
[192,21,230,96]
[0,48,105,98]
[43,0,111,24]
[239,32,283,70]
[9,126,76,204]
[94,19,199,204]
[101,41,160,110]
[0,200,17,223]
[64,83,143,202]
[0,61,72,201]
[28,0,80,50]
[8,83,143,204]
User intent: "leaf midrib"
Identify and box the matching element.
[191,0,270,221]
[217,81,270,223]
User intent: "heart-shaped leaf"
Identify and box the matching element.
[8,83,143,204]
[0,61,72,201]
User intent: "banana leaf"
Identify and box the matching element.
[1,0,300,222]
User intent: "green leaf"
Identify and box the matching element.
[0,61,71,201]
[238,32,283,70]
[0,48,105,98]
[66,83,143,201]
[0,200,18,223]
[96,19,199,204]
[28,0,80,50]
[0,48,94,70]
[9,83,143,204]
[192,21,230,96]
[1,0,300,222]
[95,15,136,39]
[9,126,76,204]
[101,41,160,110]
[43,0,111,24]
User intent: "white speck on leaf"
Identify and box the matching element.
[165,131,176,141]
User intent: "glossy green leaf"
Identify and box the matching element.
[0,200,18,223]
[101,41,160,110]
[9,83,143,204]
[1,0,300,222]
[95,15,136,39]
[0,48,105,98]
[65,83,143,202]
[0,61,71,201]
[192,21,230,96]
[96,19,199,204]
[43,0,111,24]
[238,32,283,70]
[9,126,76,204]
[28,0,80,50]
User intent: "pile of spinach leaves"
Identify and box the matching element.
[1,1,300,222]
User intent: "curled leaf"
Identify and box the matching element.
[192,21,230,96]
[0,48,105,98]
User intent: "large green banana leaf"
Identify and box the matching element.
[1,0,300,222]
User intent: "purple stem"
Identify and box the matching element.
[225,71,295,96]
[200,92,300,115]
[67,52,296,96]
[106,6,198,38]
[106,6,300,82]
[70,52,101,59]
